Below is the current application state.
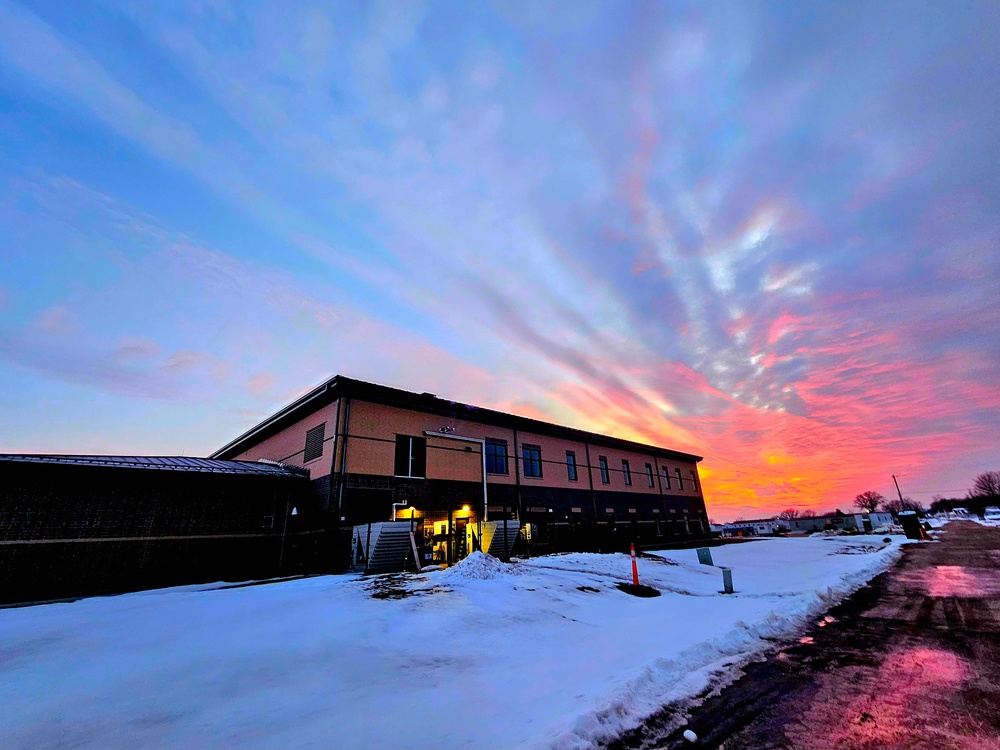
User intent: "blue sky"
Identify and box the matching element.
[1,0,998,519]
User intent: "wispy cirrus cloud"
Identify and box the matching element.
[0,0,997,517]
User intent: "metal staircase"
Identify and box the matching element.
[483,520,521,558]
[353,522,416,573]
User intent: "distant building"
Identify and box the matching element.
[212,375,712,563]
[722,518,789,537]
[789,512,894,533]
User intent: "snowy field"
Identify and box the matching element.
[0,535,911,750]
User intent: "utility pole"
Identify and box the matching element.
[892,474,905,506]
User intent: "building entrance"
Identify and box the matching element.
[455,518,468,560]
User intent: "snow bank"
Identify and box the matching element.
[552,537,909,748]
[0,535,910,750]
[438,551,522,581]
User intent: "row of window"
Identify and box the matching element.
[305,428,700,492]
[408,435,698,490]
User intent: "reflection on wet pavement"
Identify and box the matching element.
[896,565,1000,597]
[785,646,998,750]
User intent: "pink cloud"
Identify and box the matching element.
[35,305,75,334]
[247,372,276,395]
[114,336,160,361]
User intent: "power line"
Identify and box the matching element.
[890,488,971,495]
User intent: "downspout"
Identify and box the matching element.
[513,429,524,559]
[327,396,342,517]
[337,398,352,523]
[584,442,598,551]
[693,461,707,537]
[324,396,343,571]
[653,455,666,538]
[335,398,358,571]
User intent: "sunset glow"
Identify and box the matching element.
[1,2,997,521]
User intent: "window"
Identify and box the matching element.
[566,450,578,481]
[675,468,684,490]
[522,444,542,478]
[599,456,610,484]
[304,423,325,463]
[690,470,698,491]
[645,463,655,488]
[485,439,508,474]
[662,466,671,490]
[394,435,427,478]
[622,459,632,486]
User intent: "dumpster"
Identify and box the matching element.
[898,511,923,540]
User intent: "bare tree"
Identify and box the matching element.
[885,496,925,515]
[800,509,817,518]
[929,495,952,514]
[972,471,1000,498]
[777,508,800,520]
[854,491,884,513]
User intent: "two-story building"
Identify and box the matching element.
[211,376,710,562]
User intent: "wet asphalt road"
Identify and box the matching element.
[612,521,1000,750]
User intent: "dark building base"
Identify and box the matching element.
[0,458,318,605]
[333,471,711,558]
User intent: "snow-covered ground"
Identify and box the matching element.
[0,535,911,750]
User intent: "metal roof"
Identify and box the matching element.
[0,454,309,477]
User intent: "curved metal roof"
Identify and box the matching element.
[0,454,309,477]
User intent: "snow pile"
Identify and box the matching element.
[0,535,912,750]
[438,551,521,581]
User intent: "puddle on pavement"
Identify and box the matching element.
[799,636,814,645]
[896,566,1000,597]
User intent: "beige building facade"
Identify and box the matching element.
[213,376,710,561]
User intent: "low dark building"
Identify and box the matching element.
[0,455,314,604]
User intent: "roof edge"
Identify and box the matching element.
[209,376,340,459]
[212,374,704,463]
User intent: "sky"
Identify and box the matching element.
[0,1,998,522]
